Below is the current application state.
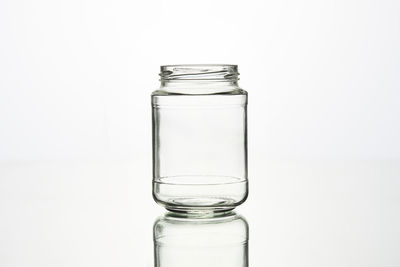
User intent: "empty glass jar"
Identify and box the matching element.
[152,64,248,212]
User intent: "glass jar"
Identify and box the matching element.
[152,64,248,212]
[153,211,249,267]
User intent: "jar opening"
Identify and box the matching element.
[160,64,239,81]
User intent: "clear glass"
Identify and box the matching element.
[152,64,248,212]
[153,211,249,267]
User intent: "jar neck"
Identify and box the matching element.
[159,65,240,94]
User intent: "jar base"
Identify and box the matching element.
[153,177,248,212]
[163,197,237,214]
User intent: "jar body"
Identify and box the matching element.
[152,65,248,212]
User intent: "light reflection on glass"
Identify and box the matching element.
[153,211,249,267]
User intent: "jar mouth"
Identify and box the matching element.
[160,64,239,81]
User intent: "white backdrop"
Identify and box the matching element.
[1,0,399,161]
[1,1,400,267]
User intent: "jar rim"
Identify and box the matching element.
[160,64,239,81]
[161,64,237,68]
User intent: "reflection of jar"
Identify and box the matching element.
[153,211,249,267]
[152,65,248,212]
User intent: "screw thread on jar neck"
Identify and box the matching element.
[158,64,241,94]
[160,64,239,82]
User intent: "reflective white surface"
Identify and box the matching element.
[1,0,399,266]
[1,160,399,266]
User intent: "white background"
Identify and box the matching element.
[1,0,399,161]
[0,0,399,266]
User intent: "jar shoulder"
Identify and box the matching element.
[151,87,247,96]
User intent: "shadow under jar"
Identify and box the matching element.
[152,64,248,213]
